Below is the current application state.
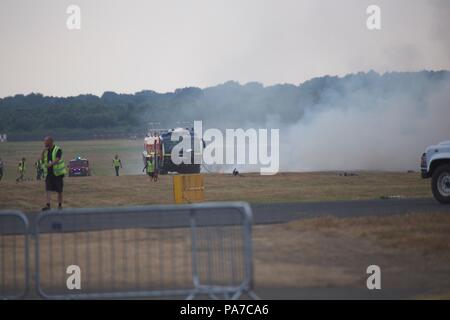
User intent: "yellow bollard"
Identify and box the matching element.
[173,174,204,204]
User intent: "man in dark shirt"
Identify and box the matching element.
[42,136,66,211]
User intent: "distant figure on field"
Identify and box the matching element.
[16,157,26,182]
[232,168,244,177]
[41,136,66,211]
[35,158,44,180]
[0,158,4,181]
[143,156,156,181]
[153,155,159,181]
[112,154,123,176]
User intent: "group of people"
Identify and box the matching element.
[0,157,46,183]
[112,153,159,182]
[3,156,50,183]
[0,157,25,182]
[1,135,162,210]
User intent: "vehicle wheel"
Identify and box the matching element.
[431,164,450,204]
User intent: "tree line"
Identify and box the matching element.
[0,70,449,141]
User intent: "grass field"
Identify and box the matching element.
[1,212,449,298]
[0,172,433,212]
[254,212,450,298]
[0,139,144,179]
[0,139,433,211]
[2,139,448,299]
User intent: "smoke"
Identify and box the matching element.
[291,0,450,171]
[187,71,450,172]
[281,79,450,171]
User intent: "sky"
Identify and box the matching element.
[0,0,449,98]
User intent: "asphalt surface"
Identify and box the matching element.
[250,197,450,224]
[1,197,448,235]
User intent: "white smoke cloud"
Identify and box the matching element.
[280,80,450,171]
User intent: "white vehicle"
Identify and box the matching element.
[421,140,450,204]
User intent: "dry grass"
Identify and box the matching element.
[36,228,196,292]
[0,139,144,179]
[0,172,432,212]
[0,139,432,212]
[253,212,450,296]
[1,212,449,298]
[286,212,450,253]
[1,140,447,298]
[204,171,430,202]
[0,224,245,295]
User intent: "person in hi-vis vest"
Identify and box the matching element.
[112,154,123,176]
[143,156,157,181]
[41,136,66,211]
[16,157,26,182]
[35,158,44,180]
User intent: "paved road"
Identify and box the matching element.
[1,197,448,234]
[250,197,450,224]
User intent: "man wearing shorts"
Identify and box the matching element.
[41,136,66,211]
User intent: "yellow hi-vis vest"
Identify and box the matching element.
[113,158,121,167]
[43,146,66,177]
[18,161,25,172]
[146,160,154,173]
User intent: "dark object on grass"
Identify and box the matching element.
[232,168,244,177]
[339,172,359,177]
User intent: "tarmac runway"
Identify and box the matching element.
[249,197,450,224]
[1,197,448,234]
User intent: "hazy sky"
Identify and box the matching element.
[0,0,449,97]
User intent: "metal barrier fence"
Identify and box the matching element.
[0,211,29,300]
[34,202,257,299]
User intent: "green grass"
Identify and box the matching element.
[0,139,144,179]
[0,139,434,212]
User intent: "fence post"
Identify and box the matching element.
[0,211,29,300]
